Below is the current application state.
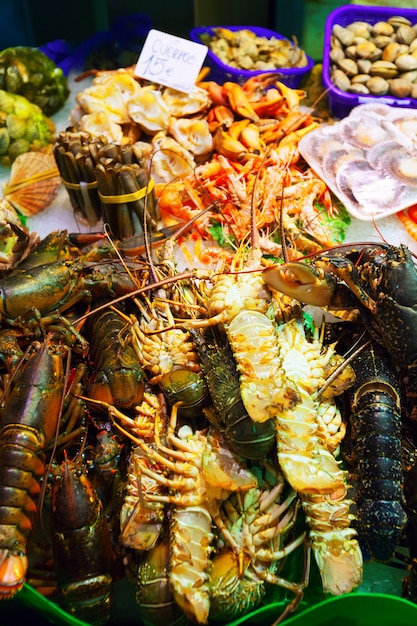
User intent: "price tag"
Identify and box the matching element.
[134,29,208,93]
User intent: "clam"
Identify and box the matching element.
[332,24,355,47]
[337,57,359,77]
[388,77,413,98]
[382,41,402,62]
[387,16,412,29]
[371,22,394,37]
[366,76,389,95]
[346,21,372,39]
[331,68,351,91]
[369,60,398,78]
[396,25,417,45]
[355,41,378,59]
[395,54,417,72]
[348,83,369,95]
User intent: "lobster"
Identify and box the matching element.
[50,456,118,625]
[85,301,146,410]
[135,535,189,626]
[347,341,406,562]
[0,340,66,599]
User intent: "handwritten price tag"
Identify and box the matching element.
[134,29,208,93]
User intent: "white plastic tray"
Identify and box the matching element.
[299,103,417,221]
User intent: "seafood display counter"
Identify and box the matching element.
[3,13,417,626]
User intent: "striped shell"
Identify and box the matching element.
[3,151,61,216]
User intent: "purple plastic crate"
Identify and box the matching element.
[323,4,417,119]
[190,25,315,87]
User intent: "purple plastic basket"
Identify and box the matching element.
[323,4,417,119]
[190,25,315,87]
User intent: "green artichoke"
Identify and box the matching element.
[0,46,70,116]
[0,90,56,166]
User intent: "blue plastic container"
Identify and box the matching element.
[190,25,315,87]
[323,4,417,119]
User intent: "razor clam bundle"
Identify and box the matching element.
[53,130,159,237]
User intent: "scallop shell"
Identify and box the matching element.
[3,151,62,216]
[379,148,417,187]
[322,146,365,177]
[335,158,402,213]
[335,159,370,205]
[389,115,417,142]
[339,116,392,149]
[348,102,394,119]
[366,140,406,171]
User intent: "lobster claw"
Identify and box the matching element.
[263,262,338,306]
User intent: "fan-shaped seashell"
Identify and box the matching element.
[348,102,393,120]
[3,151,61,216]
[128,86,171,134]
[336,158,402,213]
[162,85,212,117]
[339,116,392,149]
[168,117,213,156]
[322,146,364,177]
[390,114,417,142]
[306,132,346,159]
[379,148,417,187]
[366,140,406,171]
[335,158,370,205]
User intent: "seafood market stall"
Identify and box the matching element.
[3,4,417,626]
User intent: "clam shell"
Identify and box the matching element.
[3,151,62,216]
